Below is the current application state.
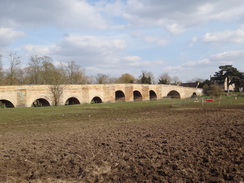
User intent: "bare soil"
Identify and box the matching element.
[0,104,243,182]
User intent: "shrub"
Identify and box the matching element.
[203,84,224,97]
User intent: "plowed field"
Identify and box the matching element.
[0,101,243,182]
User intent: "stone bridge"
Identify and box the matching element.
[0,84,202,108]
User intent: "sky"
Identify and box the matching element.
[0,0,244,82]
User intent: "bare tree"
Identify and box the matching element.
[41,58,65,84]
[158,73,171,84]
[5,52,21,85]
[50,84,65,106]
[17,67,29,84]
[95,73,110,84]
[85,75,95,84]
[44,59,67,106]
[26,55,43,84]
[171,76,181,85]
[64,61,87,84]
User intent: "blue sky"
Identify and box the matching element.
[0,0,244,82]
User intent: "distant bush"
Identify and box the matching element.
[203,84,224,97]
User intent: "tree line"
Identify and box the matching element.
[0,52,181,86]
[1,53,243,94]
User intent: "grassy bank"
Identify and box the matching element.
[1,94,244,125]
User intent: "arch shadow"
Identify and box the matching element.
[115,90,125,102]
[167,90,181,99]
[0,100,15,108]
[91,96,103,104]
[133,90,142,101]
[191,92,197,98]
[65,97,80,105]
[149,90,157,100]
[32,98,51,107]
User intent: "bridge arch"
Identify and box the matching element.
[91,96,103,104]
[115,90,125,102]
[32,98,51,107]
[65,97,80,105]
[0,99,15,108]
[167,90,181,99]
[191,92,197,98]
[133,90,142,101]
[149,90,157,100]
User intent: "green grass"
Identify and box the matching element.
[1,95,244,123]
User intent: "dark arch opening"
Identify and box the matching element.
[115,90,125,102]
[0,100,15,108]
[191,92,197,98]
[32,98,50,107]
[149,90,157,100]
[167,90,181,99]
[91,97,103,104]
[133,90,142,101]
[65,97,80,105]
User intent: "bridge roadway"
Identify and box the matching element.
[0,84,202,108]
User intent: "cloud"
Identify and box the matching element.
[55,34,127,64]
[122,56,165,72]
[60,34,127,50]
[210,50,244,64]
[23,44,53,55]
[124,0,244,32]
[1,0,243,31]
[22,33,166,77]
[23,34,127,66]
[185,59,211,66]
[165,23,187,34]
[124,56,141,62]
[165,58,211,71]
[190,36,198,47]
[197,3,214,15]
[131,31,168,46]
[0,0,107,29]
[203,26,244,43]
[165,49,244,72]
[0,27,24,47]
[143,36,168,46]
[209,1,244,21]
[163,49,244,81]
[208,50,244,73]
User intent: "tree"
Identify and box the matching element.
[50,84,65,106]
[17,67,29,84]
[95,73,110,84]
[117,73,135,83]
[171,76,181,85]
[26,55,44,84]
[41,58,65,84]
[213,65,244,92]
[5,52,21,85]
[139,70,154,84]
[40,59,66,106]
[236,72,244,91]
[203,83,223,97]
[158,73,171,84]
[25,56,67,105]
[63,61,87,84]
